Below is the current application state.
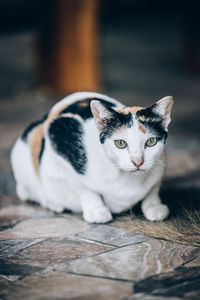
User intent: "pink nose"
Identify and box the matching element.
[131,158,144,168]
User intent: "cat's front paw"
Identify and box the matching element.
[83,206,113,224]
[144,204,169,221]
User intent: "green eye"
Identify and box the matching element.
[114,140,127,149]
[146,137,157,147]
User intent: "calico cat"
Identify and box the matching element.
[11,92,174,223]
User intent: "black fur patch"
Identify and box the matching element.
[136,106,167,142]
[139,120,167,141]
[21,113,48,142]
[136,104,159,120]
[59,97,133,144]
[59,98,116,120]
[115,111,133,128]
[99,107,133,144]
[39,138,45,163]
[49,116,87,174]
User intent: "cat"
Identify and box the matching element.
[10,92,174,223]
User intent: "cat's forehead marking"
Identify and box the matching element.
[137,115,146,122]
[116,108,129,114]
[139,124,147,134]
[117,106,144,115]
[117,106,147,133]
[127,106,145,115]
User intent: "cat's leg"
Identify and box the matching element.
[141,183,169,221]
[11,138,42,204]
[16,183,29,201]
[42,191,65,213]
[80,190,113,223]
[41,180,67,213]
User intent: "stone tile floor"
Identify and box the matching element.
[1,195,200,300]
[0,92,200,300]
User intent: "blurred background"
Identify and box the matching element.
[0,0,200,207]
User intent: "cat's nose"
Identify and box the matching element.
[131,157,144,168]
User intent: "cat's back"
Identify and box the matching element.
[50,91,121,117]
[11,92,122,179]
[22,91,121,140]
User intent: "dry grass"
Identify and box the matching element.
[123,209,200,247]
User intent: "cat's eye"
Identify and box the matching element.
[114,140,127,149]
[146,137,157,147]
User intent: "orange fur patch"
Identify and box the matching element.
[127,106,144,115]
[47,103,69,124]
[117,106,144,115]
[117,106,147,133]
[29,103,71,177]
[139,124,146,134]
[78,101,89,107]
[116,108,129,114]
[137,115,146,122]
[29,124,44,176]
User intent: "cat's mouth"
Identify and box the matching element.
[130,168,145,173]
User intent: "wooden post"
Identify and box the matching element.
[36,0,100,93]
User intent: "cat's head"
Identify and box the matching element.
[91,96,174,172]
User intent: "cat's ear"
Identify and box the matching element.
[90,100,114,131]
[154,96,174,130]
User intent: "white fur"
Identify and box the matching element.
[11,92,172,223]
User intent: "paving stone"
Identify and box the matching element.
[6,237,114,267]
[77,224,149,246]
[0,216,90,240]
[184,255,200,267]
[0,272,133,300]
[0,201,51,218]
[0,216,21,232]
[0,195,53,216]
[124,294,182,300]
[0,261,44,281]
[0,195,54,231]
[0,239,45,259]
[132,266,200,300]
[0,195,23,208]
[66,239,200,281]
